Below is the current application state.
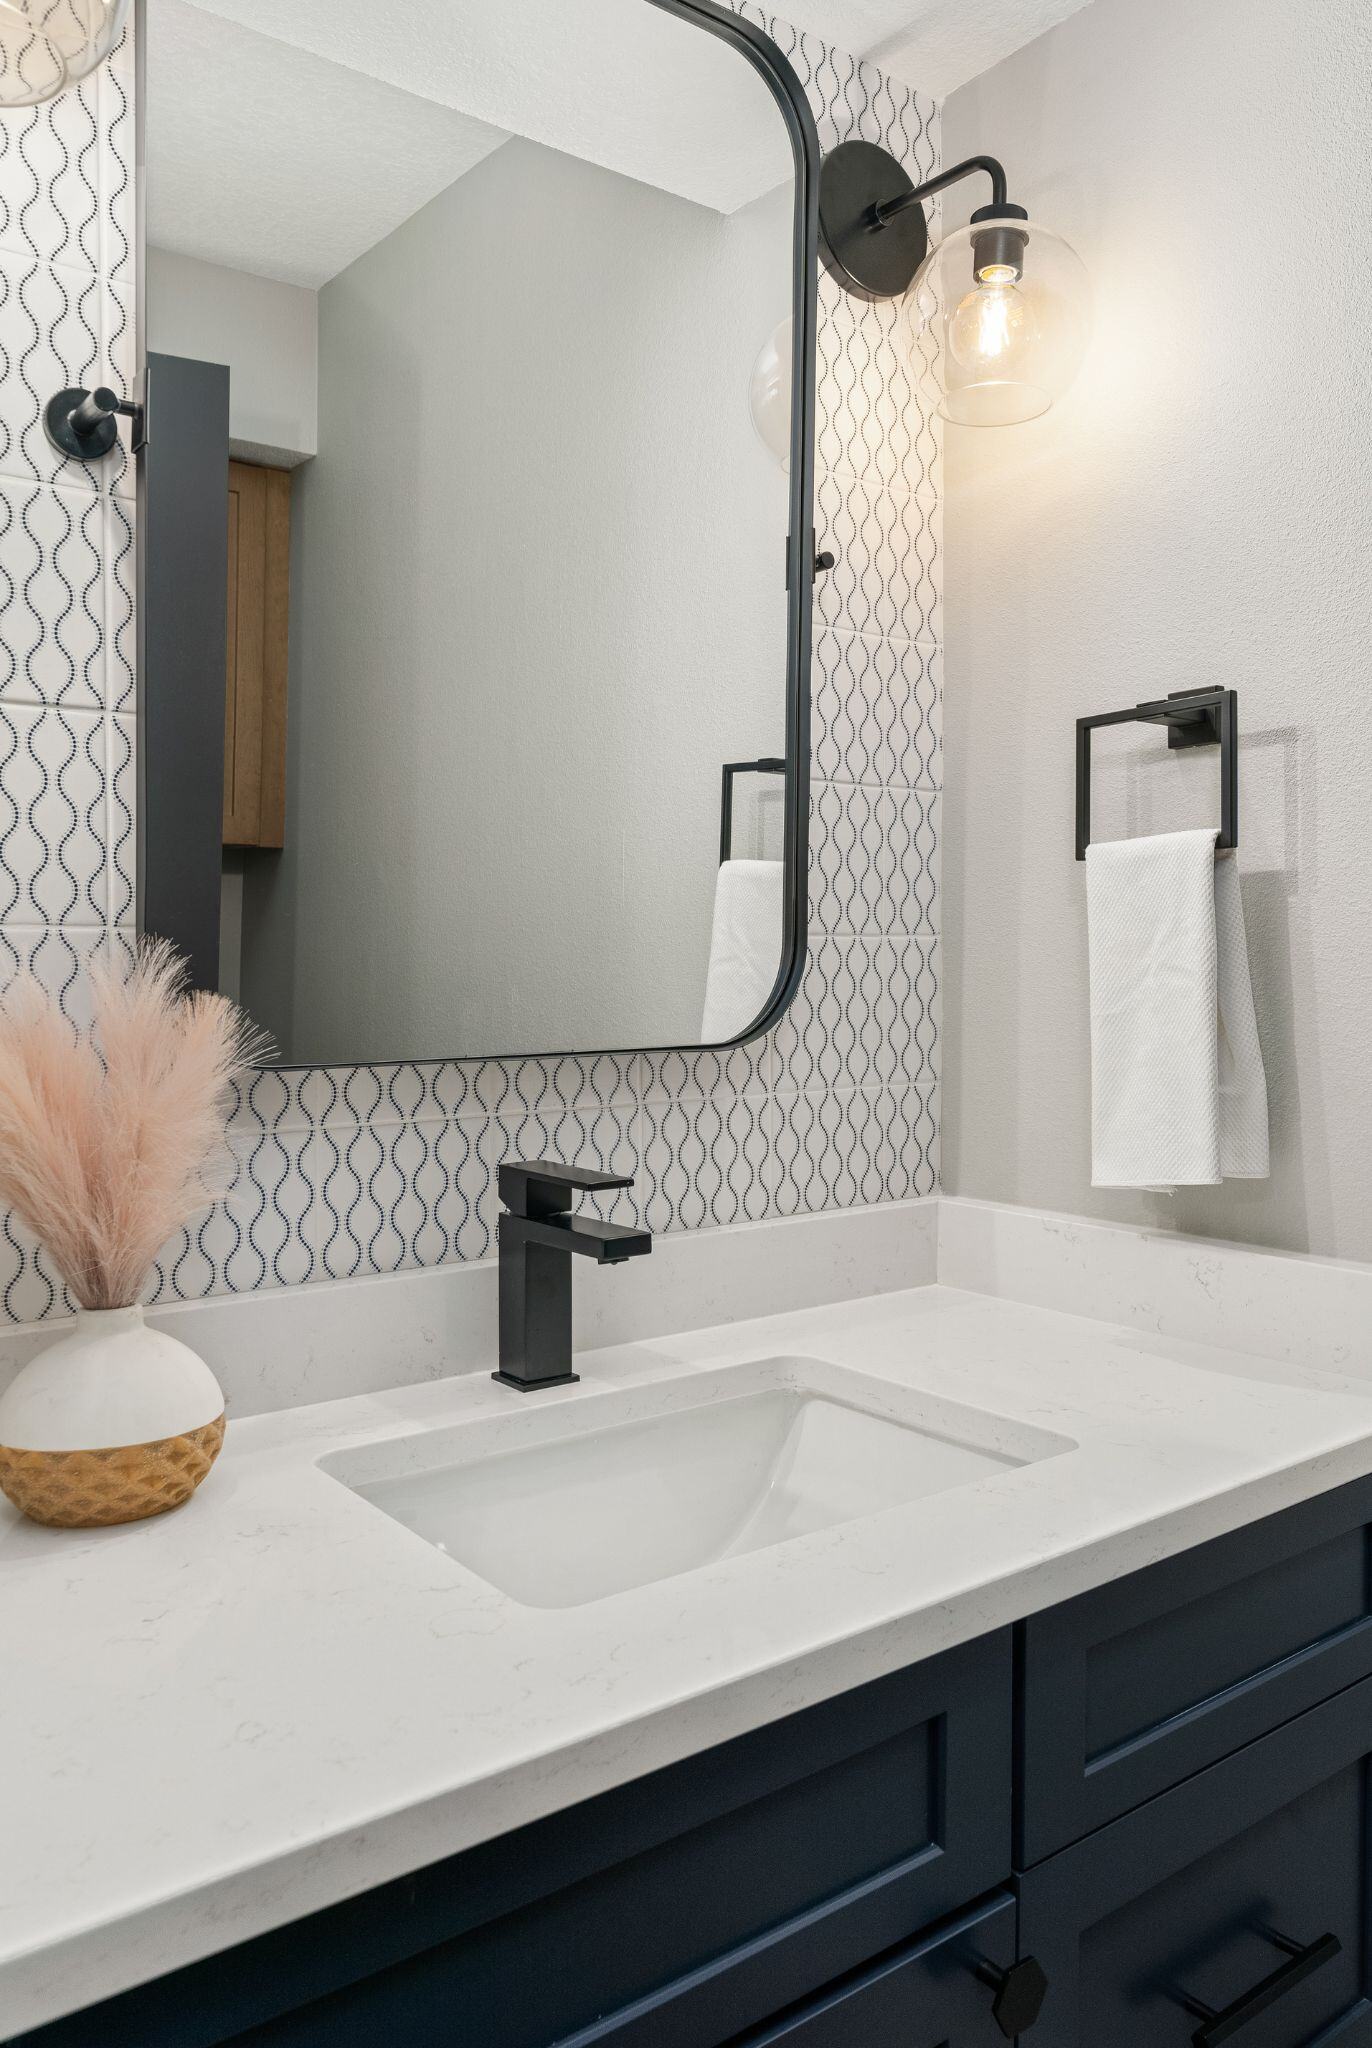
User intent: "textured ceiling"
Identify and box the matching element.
[146,0,1095,289]
[147,0,792,286]
[768,0,1094,100]
[146,1,508,287]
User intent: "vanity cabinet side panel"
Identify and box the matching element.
[1017,1672,1372,2046]
[1018,1471,1372,1864]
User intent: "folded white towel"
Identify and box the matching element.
[700,859,784,1044]
[1086,828,1268,1191]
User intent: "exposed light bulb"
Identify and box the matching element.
[949,278,1036,375]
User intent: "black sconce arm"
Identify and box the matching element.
[873,154,1011,228]
[818,140,1025,301]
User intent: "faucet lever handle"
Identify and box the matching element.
[499,1159,635,1221]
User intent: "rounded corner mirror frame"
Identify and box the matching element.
[638,0,820,1059]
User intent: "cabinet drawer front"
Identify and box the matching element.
[19,1633,1012,2048]
[1019,1673,1372,2047]
[736,1893,1019,2047]
[1019,1472,1372,1863]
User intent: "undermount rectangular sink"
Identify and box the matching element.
[321,1359,1074,1610]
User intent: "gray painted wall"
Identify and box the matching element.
[240,135,792,1065]
[146,246,318,464]
[941,0,1372,1259]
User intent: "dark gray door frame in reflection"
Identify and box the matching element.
[137,0,820,1064]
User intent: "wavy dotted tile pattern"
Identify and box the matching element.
[0,27,137,1327]
[0,10,941,1323]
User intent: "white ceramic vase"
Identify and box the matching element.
[0,1305,225,1528]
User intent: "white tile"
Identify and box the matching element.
[439,1115,499,1262]
[771,1084,939,1216]
[811,628,942,790]
[814,466,940,646]
[639,1040,770,1103]
[108,708,133,923]
[886,786,941,937]
[639,1091,773,1234]
[0,82,105,274]
[0,919,127,1021]
[0,477,107,707]
[816,277,941,504]
[772,935,939,1095]
[311,1119,413,1281]
[102,487,134,709]
[808,782,939,937]
[0,701,106,923]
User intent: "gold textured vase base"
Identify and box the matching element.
[0,1414,226,1527]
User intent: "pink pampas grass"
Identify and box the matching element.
[0,940,269,1310]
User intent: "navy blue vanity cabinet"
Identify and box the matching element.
[20,1475,1372,2048]
[735,1892,1020,2045]
[12,1631,1012,2048]
[1018,1671,1372,2044]
[1017,1471,1372,1865]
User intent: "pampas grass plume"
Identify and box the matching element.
[0,941,270,1310]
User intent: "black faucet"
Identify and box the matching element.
[493,1160,652,1392]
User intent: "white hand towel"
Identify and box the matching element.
[1086,828,1268,1191]
[700,859,784,1044]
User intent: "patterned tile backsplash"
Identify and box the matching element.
[0,5,942,1327]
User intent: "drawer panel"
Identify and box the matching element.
[734,1892,1019,2047]
[1019,1472,1372,1863]
[17,1632,1013,2048]
[1019,1671,1372,2046]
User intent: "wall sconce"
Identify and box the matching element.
[0,0,129,109]
[818,141,1090,426]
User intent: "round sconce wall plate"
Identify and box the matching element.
[817,139,929,303]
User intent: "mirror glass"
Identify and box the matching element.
[143,0,805,1066]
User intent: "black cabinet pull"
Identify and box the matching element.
[976,1955,1048,2038]
[1182,1929,1342,2046]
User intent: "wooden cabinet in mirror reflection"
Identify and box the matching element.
[223,461,291,851]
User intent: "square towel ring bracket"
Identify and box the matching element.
[1075,687,1238,861]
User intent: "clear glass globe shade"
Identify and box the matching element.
[749,315,792,471]
[46,0,128,81]
[0,0,127,105]
[905,220,1090,427]
[0,0,67,105]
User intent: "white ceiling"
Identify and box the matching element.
[147,2,508,287]
[146,0,1094,290]
[772,0,1093,103]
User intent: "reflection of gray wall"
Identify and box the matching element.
[240,138,791,1064]
[941,0,1372,1258]
[146,247,317,464]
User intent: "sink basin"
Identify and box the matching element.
[321,1359,1073,1610]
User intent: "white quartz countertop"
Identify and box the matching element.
[8,1280,1372,2033]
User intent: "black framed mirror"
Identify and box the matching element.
[137,0,819,1068]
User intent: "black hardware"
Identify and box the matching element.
[818,141,1027,302]
[975,1954,1049,2037]
[1075,687,1238,862]
[1179,1927,1341,2046]
[43,385,144,461]
[720,757,786,865]
[494,1160,652,1393]
[784,543,834,590]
